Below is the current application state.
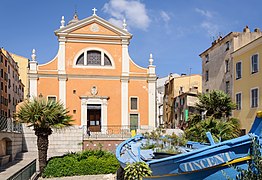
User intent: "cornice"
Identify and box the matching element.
[63,39,122,45]
[55,15,132,38]
[36,73,150,81]
[232,36,262,57]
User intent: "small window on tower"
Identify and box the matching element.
[131,97,138,110]
[47,96,56,102]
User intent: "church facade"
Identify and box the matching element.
[28,11,157,134]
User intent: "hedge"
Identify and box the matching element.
[42,150,120,178]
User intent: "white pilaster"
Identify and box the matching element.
[121,78,129,126]
[102,99,108,127]
[58,40,66,74]
[81,99,87,126]
[29,76,38,99]
[29,49,38,99]
[59,76,67,107]
[121,38,130,126]
[148,81,156,128]
[148,54,156,128]
[122,39,129,75]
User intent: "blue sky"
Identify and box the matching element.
[0,0,261,78]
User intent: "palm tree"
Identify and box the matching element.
[196,90,236,119]
[15,98,73,174]
[185,117,240,143]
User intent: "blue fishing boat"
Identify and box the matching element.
[116,113,262,179]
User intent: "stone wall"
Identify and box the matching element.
[22,124,83,158]
[83,139,125,153]
[0,132,22,162]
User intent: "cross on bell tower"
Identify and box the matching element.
[92,8,97,16]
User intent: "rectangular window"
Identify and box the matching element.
[180,98,184,106]
[47,96,57,102]
[205,70,209,81]
[4,60,7,67]
[8,94,11,103]
[225,41,230,51]
[205,54,209,63]
[236,93,241,110]
[226,81,230,94]
[225,60,229,73]
[251,54,258,74]
[251,88,258,108]
[236,62,242,79]
[131,97,138,110]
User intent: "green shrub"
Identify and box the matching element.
[124,161,152,180]
[42,150,120,178]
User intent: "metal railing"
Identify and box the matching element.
[7,159,36,180]
[82,125,139,139]
[0,116,22,133]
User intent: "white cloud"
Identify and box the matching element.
[102,0,150,31]
[195,8,213,19]
[160,11,170,24]
[195,8,219,36]
[201,21,218,37]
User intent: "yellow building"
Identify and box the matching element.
[163,74,202,128]
[10,53,29,99]
[232,36,262,133]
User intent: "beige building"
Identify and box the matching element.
[163,74,202,128]
[0,48,24,117]
[200,26,262,97]
[232,36,262,133]
[11,53,29,99]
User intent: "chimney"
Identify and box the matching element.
[254,28,261,33]
[243,25,250,33]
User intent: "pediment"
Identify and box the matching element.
[55,15,132,38]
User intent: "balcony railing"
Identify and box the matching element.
[0,116,22,133]
[82,125,141,139]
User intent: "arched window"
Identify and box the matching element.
[75,50,112,67]
[87,51,101,65]
[104,54,112,66]
[76,53,84,65]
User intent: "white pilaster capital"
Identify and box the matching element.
[121,39,129,45]
[58,74,68,81]
[120,75,130,82]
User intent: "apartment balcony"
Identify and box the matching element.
[0,116,22,133]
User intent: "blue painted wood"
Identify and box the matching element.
[116,116,262,179]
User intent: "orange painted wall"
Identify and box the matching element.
[35,16,153,127]
[65,42,122,75]
[66,79,121,125]
[128,80,149,126]
[38,57,58,71]
[72,23,119,36]
[37,78,59,99]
